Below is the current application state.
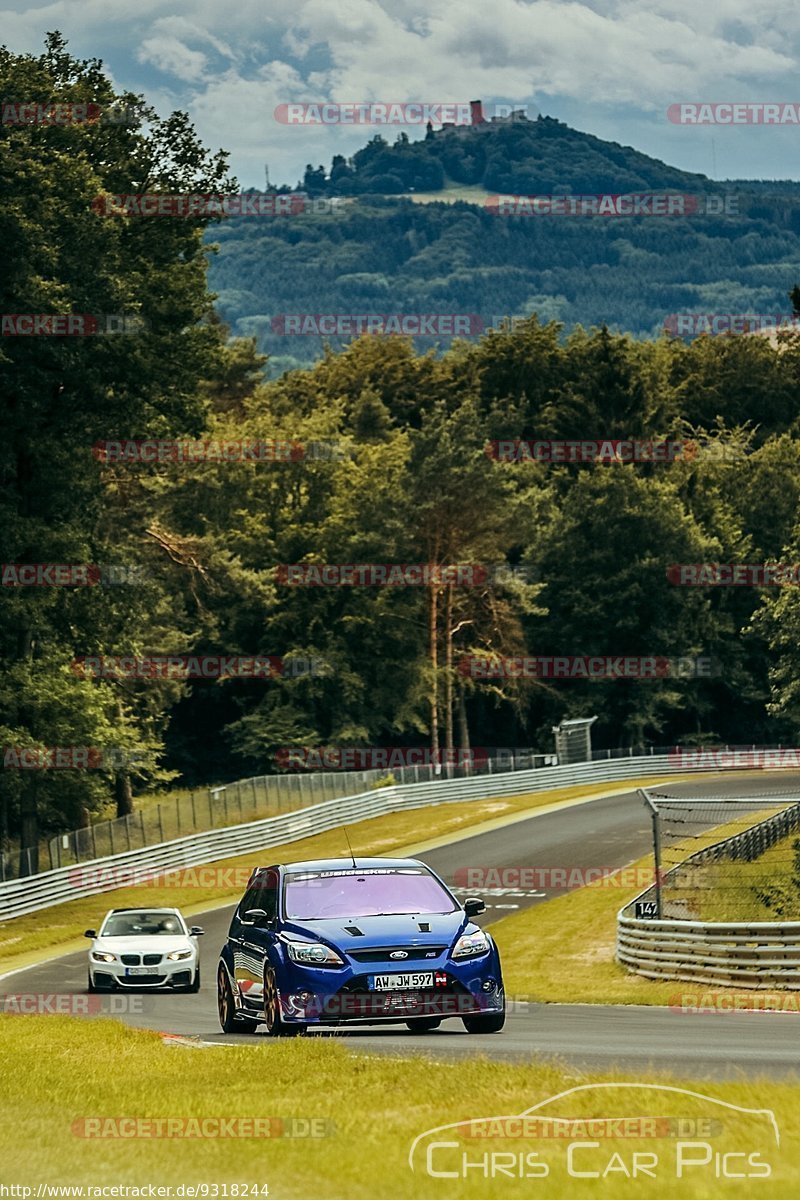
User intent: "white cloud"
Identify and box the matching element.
[2,0,800,182]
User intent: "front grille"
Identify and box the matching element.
[143,954,162,965]
[348,946,446,963]
[120,954,140,966]
[119,975,167,987]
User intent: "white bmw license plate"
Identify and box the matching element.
[368,972,434,991]
[125,966,159,976]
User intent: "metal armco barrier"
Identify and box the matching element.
[0,752,692,921]
[617,917,800,989]
[618,802,800,989]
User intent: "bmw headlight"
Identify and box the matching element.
[452,930,490,959]
[91,951,116,963]
[286,942,344,967]
[166,949,193,961]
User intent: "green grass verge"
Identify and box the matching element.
[1,780,668,976]
[491,839,800,1007]
[406,183,492,205]
[0,1017,795,1197]
[665,824,800,922]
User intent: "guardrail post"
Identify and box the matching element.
[191,792,197,831]
[157,804,164,843]
[176,795,181,835]
[640,788,662,918]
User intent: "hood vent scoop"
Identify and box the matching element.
[343,925,364,936]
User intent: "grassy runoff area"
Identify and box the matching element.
[490,804,800,1007]
[0,778,668,976]
[0,1017,796,1198]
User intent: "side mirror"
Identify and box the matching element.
[84,929,96,939]
[464,897,485,918]
[241,908,269,926]
[190,926,205,936]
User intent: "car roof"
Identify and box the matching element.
[253,857,428,875]
[105,907,183,915]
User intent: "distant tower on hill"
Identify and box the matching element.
[264,162,271,190]
[470,99,485,125]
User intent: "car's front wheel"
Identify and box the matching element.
[263,966,304,1037]
[217,966,238,1032]
[405,1017,441,1033]
[462,1008,506,1034]
[217,965,261,1034]
[87,971,112,994]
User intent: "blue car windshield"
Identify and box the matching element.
[283,868,457,920]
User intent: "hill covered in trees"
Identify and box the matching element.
[297,112,712,197]
[209,116,800,371]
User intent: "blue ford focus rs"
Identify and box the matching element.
[217,857,505,1036]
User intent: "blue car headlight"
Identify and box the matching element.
[285,941,344,967]
[452,930,490,959]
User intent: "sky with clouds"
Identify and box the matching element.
[2,0,800,187]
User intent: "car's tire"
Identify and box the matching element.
[186,966,201,994]
[217,965,240,1032]
[405,1017,442,1033]
[217,965,261,1034]
[462,1009,506,1034]
[263,966,305,1037]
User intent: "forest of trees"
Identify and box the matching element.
[5,38,800,861]
[211,186,800,371]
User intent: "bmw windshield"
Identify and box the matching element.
[283,867,458,920]
[99,912,186,936]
